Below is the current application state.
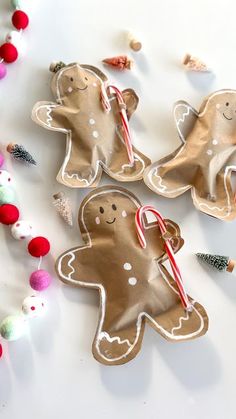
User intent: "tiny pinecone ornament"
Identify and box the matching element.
[182,53,210,72]
[102,55,134,70]
[7,143,36,165]
[53,192,73,226]
[196,253,230,272]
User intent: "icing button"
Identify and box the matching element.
[92,131,99,138]
[128,277,137,286]
[123,263,132,271]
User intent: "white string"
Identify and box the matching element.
[37,256,42,270]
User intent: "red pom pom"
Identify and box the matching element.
[0,344,2,359]
[28,236,50,258]
[12,10,29,30]
[0,43,18,63]
[0,204,19,225]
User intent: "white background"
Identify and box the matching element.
[1,0,236,418]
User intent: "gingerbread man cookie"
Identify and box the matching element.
[32,62,151,188]
[56,186,208,365]
[144,90,236,220]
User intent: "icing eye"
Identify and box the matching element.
[112,204,117,211]
[226,102,229,106]
[70,77,74,82]
[85,77,88,81]
[99,206,104,214]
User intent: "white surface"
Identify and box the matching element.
[1,0,236,418]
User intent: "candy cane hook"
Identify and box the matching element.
[135,205,193,312]
[100,83,134,164]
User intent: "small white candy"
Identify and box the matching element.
[123,263,132,270]
[11,220,33,240]
[22,296,47,318]
[92,130,99,138]
[5,31,22,49]
[128,277,137,286]
[0,170,13,187]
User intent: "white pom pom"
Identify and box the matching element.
[11,220,33,240]
[5,31,22,49]
[22,295,47,318]
[0,170,13,187]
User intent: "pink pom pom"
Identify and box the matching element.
[29,269,52,291]
[0,63,7,80]
[0,153,4,168]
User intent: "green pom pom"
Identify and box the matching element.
[0,315,26,341]
[0,186,15,205]
[11,0,23,9]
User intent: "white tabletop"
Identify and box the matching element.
[1,0,236,418]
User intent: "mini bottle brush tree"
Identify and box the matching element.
[196,253,235,273]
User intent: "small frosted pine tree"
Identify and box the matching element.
[196,253,229,272]
[7,144,36,165]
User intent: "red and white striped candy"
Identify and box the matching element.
[100,83,134,165]
[135,205,192,312]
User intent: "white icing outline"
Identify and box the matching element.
[174,102,198,143]
[57,188,206,363]
[146,91,236,219]
[33,64,146,187]
[170,311,190,334]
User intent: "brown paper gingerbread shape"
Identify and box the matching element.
[144,89,236,220]
[32,62,151,188]
[56,185,208,365]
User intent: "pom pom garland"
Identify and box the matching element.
[0,170,13,186]
[5,31,22,50]
[0,153,5,167]
[0,1,30,79]
[22,295,46,318]
[0,43,18,63]
[0,315,26,341]
[0,186,15,205]
[30,270,52,291]
[0,63,7,80]
[0,157,53,356]
[28,237,50,257]
[12,10,29,30]
[11,0,23,8]
[11,220,33,240]
[0,204,19,225]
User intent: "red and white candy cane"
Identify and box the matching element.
[100,83,134,165]
[135,205,193,312]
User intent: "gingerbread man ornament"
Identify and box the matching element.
[32,62,150,188]
[56,186,208,365]
[144,90,236,220]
